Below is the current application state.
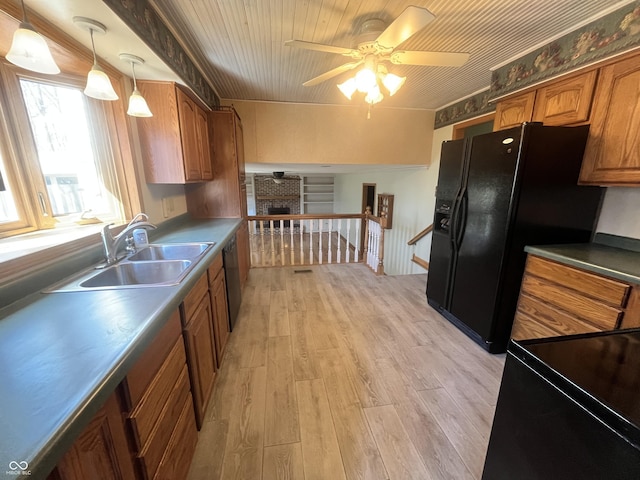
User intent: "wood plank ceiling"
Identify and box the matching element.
[149,0,627,110]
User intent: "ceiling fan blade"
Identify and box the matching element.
[302,61,363,86]
[390,50,470,67]
[375,6,435,50]
[285,40,357,56]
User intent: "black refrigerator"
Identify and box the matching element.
[426,123,602,353]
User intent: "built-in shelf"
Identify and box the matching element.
[301,176,334,229]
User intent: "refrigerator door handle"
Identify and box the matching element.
[455,191,468,246]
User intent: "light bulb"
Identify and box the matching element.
[382,72,406,96]
[6,23,60,74]
[84,64,119,101]
[337,77,357,100]
[365,84,383,105]
[355,67,377,93]
[127,88,153,117]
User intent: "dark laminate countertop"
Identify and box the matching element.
[524,233,640,285]
[0,216,241,480]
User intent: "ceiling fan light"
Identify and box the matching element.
[7,23,60,74]
[365,84,384,105]
[84,64,119,101]
[127,88,153,117]
[355,67,376,93]
[337,77,357,100]
[382,72,406,96]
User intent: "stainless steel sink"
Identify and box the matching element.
[45,242,215,292]
[80,260,192,288]
[127,242,214,261]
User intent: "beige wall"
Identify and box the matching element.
[226,100,434,167]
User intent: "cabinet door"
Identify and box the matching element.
[53,392,136,480]
[196,107,213,180]
[532,70,597,125]
[579,53,640,185]
[176,90,201,182]
[211,270,230,365]
[493,91,535,131]
[183,293,217,429]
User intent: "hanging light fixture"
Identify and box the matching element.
[336,58,405,108]
[73,17,118,101]
[119,53,153,117]
[6,0,60,74]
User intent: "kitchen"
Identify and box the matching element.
[1,0,640,479]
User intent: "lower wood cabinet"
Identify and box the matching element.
[511,255,640,341]
[181,273,217,429]
[121,310,198,480]
[209,253,230,366]
[49,392,136,480]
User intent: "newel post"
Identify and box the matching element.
[363,206,371,260]
[377,212,386,275]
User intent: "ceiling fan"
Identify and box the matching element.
[285,6,469,104]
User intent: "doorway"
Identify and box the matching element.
[361,183,376,254]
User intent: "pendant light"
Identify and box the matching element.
[73,17,118,101]
[6,0,60,74]
[119,53,153,117]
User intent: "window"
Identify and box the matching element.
[0,64,126,239]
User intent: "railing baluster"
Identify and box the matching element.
[269,220,276,266]
[280,220,285,266]
[300,219,304,265]
[337,218,342,263]
[309,219,313,265]
[319,219,323,264]
[354,218,360,262]
[290,220,295,266]
[345,218,351,263]
[259,219,266,267]
[328,219,333,264]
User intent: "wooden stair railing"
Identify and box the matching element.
[407,224,433,245]
[363,206,387,275]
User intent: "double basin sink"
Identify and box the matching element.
[47,243,215,292]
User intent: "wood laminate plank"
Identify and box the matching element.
[375,357,474,480]
[364,404,430,480]
[418,387,489,478]
[219,366,267,480]
[296,378,347,480]
[318,348,388,480]
[289,310,323,381]
[263,443,305,480]
[229,303,269,368]
[269,290,291,337]
[265,336,300,446]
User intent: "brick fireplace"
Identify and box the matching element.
[254,175,300,215]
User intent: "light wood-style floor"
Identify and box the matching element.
[187,264,505,480]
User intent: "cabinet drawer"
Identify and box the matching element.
[125,311,182,408]
[129,337,186,449]
[183,274,209,320]
[526,256,630,307]
[137,367,190,480]
[208,253,223,285]
[152,394,198,480]
[521,275,622,330]
[512,294,601,340]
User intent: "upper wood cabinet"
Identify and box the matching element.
[136,81,213,184]
[532,70,597,126]
[579,52,640,185]
[186,107,247,218]
[493,91,536,131]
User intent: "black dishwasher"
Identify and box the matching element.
[483,329,640,480]
[223,236,242,331]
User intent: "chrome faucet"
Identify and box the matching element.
[101,220,157,265]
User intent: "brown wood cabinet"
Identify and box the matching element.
[579,52,640,185]
[208,253,230,366]
[532,70,597,126]
[186,107,247,218]
[50,392,136,480]
[136,81,212,184]
[511,255,640,341]
[181,274,217,429]
[493,91,536,131]
[120,311,197,480]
